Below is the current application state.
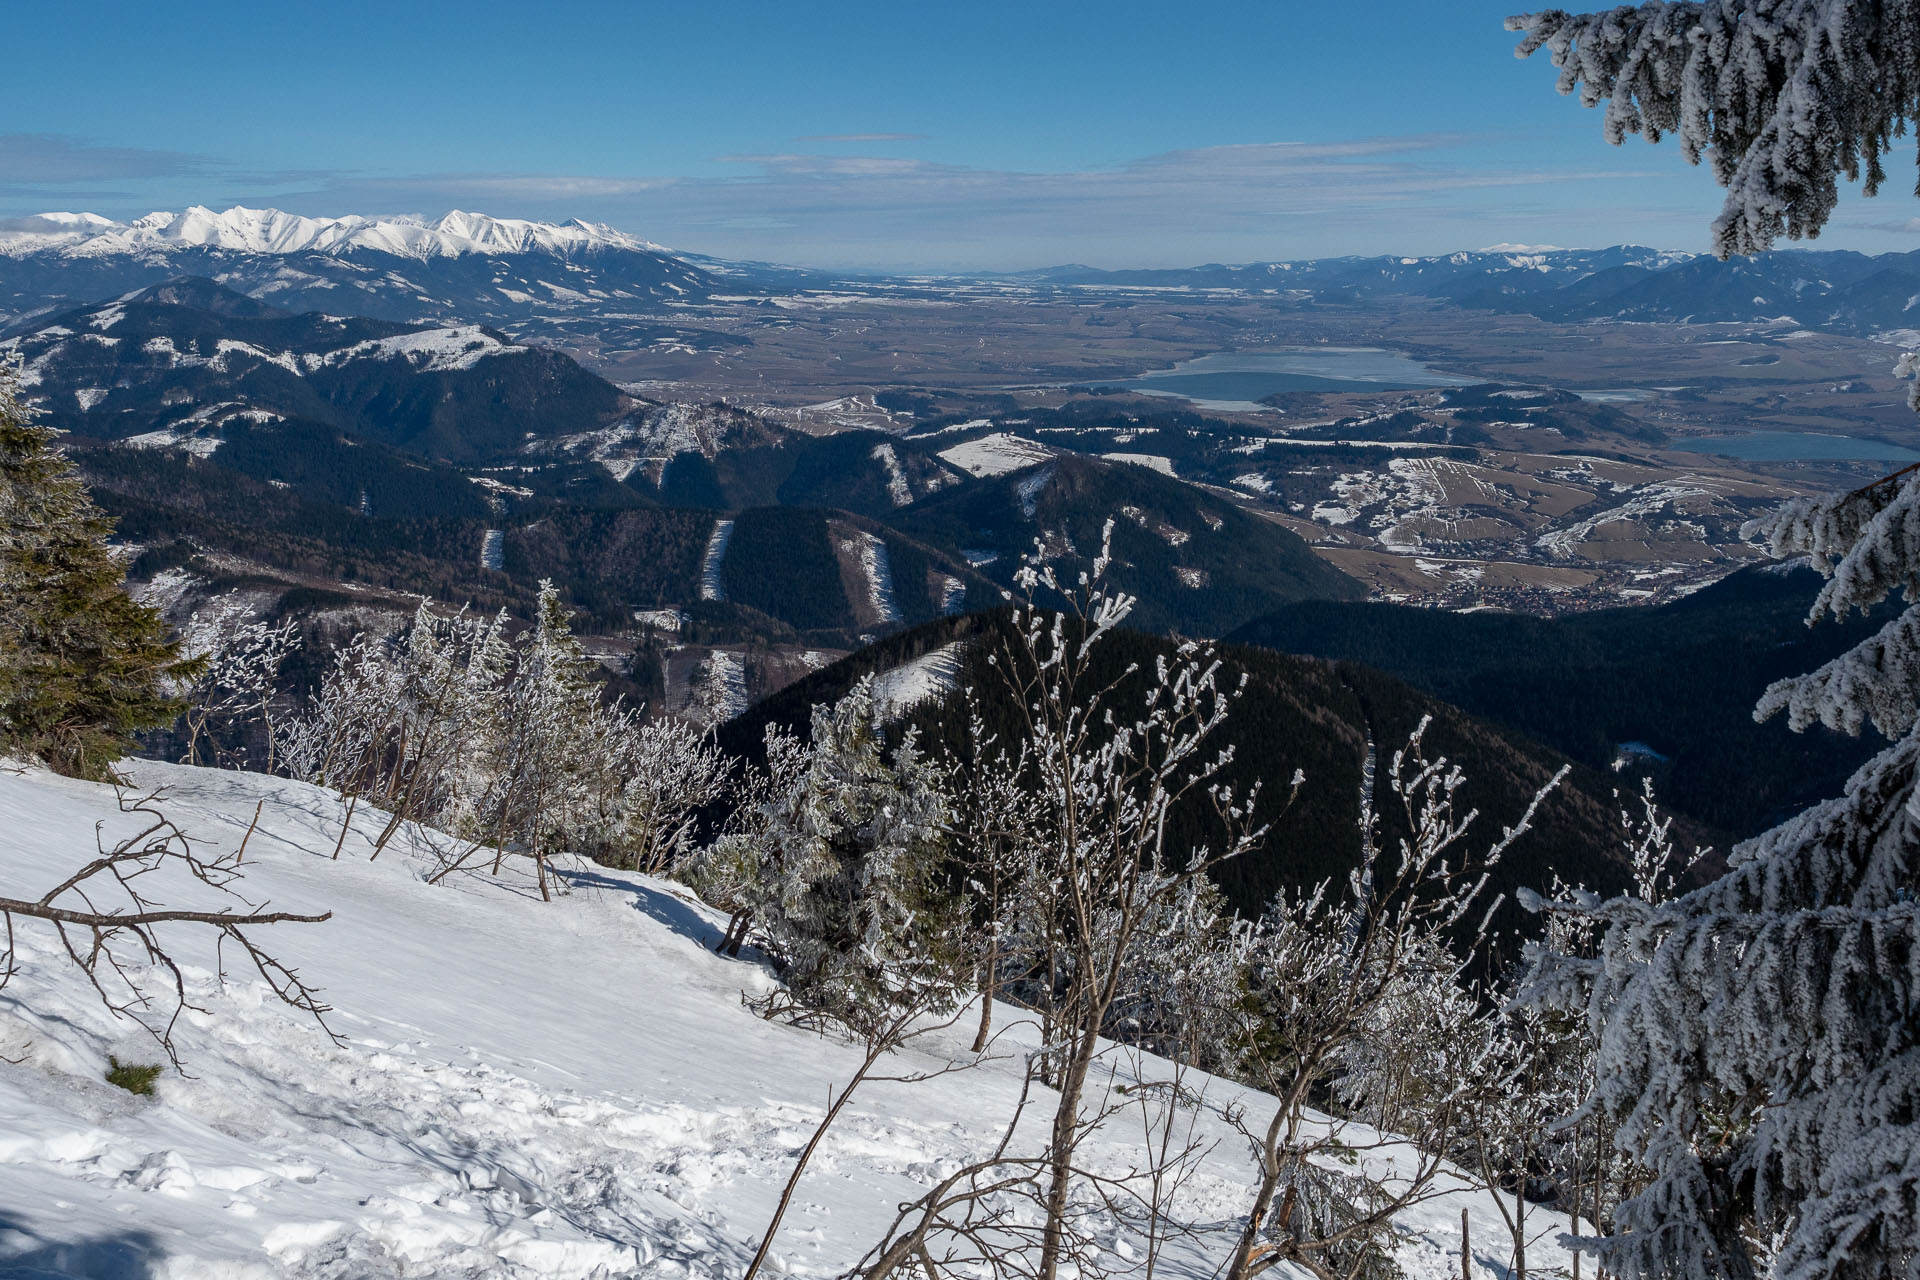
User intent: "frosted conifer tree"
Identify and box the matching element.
[474,581,605,901]
[587,712,732,875]
[686,721,808,958]
[176,594,300,770]
[1513,7,1920,1276]
[0,361,193,778]
[745,676,963,1031]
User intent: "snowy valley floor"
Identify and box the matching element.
[0,763,1576,1279]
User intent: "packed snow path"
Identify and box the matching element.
[0,763,1577,1278]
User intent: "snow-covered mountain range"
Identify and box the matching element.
[0,206,672,261]
[6,205,1920,335]
[0,207,721,326]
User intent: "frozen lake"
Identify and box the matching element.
[1120,347,1468,411]
[1670,431,1920,462]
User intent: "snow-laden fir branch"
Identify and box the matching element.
[1511,1,1920,257]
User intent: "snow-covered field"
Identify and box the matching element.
[1099,453,1177,478]
[0,763,1577,1278]
[695,649,751,722]
[869,643,965,719]
[936,433,1055,478]
[312,326,528,374]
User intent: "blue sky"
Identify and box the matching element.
[5,0,1918,269]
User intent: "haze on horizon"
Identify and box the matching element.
[9,0,1920,272]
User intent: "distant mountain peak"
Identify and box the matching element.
[0,205,671,261]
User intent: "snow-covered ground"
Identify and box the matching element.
[0,763,1579,1278]
[695,649,751,722]
[936,433,1055,478]
[868,444,913,508]
[1532,480,1712,559]
[121,426,225,458]
[311,325,528,374]
[1099,453,1177,478]
[869,643,965,719]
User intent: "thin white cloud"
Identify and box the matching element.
[0,133,208,183]
[793,133,925,143]
[1847,216,1920,234]
[717,154,937,176]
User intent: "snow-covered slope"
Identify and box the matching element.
[870,642,966,718]
[0,763,1576,1278]
[936,432,1057,478]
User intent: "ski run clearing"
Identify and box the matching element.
[841,530,902,628]
[699,520,734,602]
[0,762,1578,1279]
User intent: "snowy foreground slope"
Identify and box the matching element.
[0,763,1575,1279]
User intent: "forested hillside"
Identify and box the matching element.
[1227,565,1891,837]
[890,453,1363,635]
[721,609,1681,955]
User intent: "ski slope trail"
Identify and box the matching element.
[699,520,733,602]
[0,762,1577,1278]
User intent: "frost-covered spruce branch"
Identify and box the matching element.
[1519,678,1920,1278]
[0,788,332,1065]
[1510,1,1920,257]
